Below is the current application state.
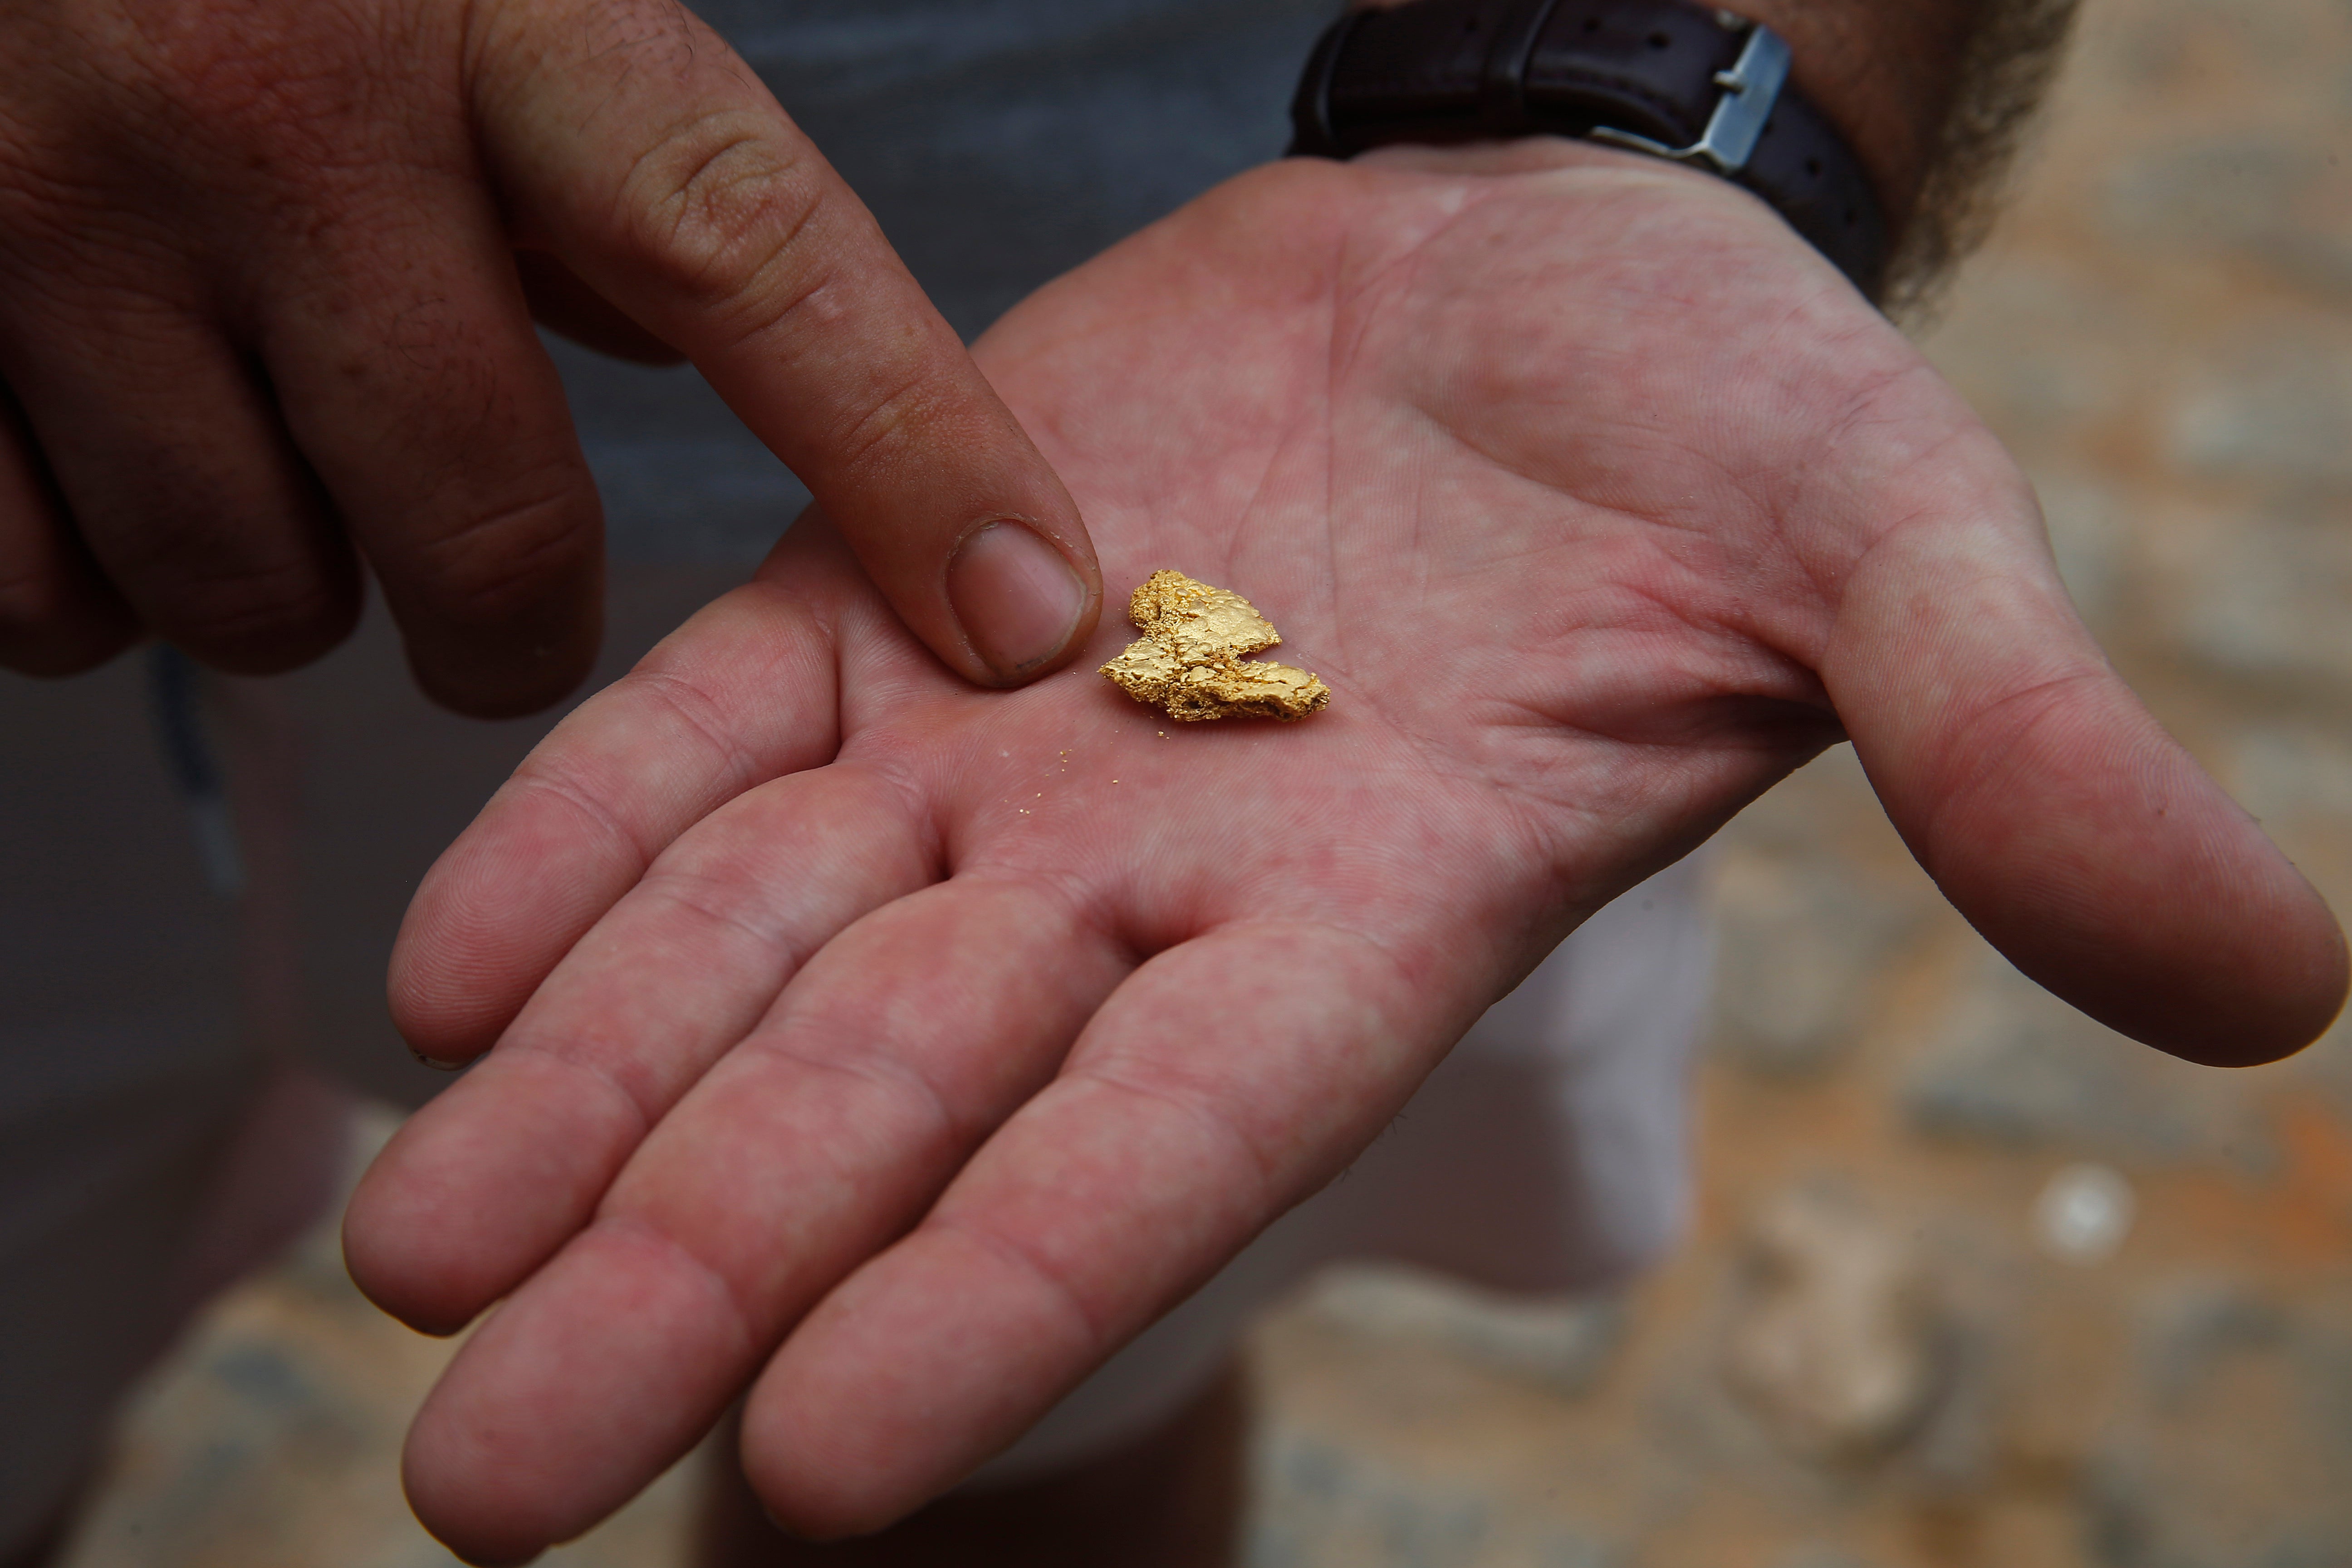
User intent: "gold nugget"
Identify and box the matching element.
[1099,570,1330,722]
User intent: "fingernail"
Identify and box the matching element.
[946,521,1088,680]
[411,1049,469,1072]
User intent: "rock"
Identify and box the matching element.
[1919,260,2132,441]
[1772,1551,1886,1568]
[2101,137,2322,252]
[2168,506,2352,690]
[2028,466,2131,631]
[2225,724,2352,825]
[2166,329,2352,493]
[1708,856,1924,1078]
[2084,1284,2352,1568]
[1901,956,2273,1170]
[2032,1163,2139,1264]
[1248,1425,1628,1568]
[2096,133,2352,302]
[1298,1265,1625,1401]
[1722,1185,1941,1462]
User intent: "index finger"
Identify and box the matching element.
[468,0,1102,686]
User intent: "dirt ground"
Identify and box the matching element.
[51,0,2352,1563]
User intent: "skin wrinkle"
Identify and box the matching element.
[1213,417,1308,568]
[1479,720,1741,840]
[633,856,825,969]
[924,1208,1116,1349]
[0,216,203,320]
[834,742,951,882]
[1595,571,1836,712]
[505,757,669,884]
[1318,184,1509,681]
[699,579,850,757]
[818,353,945,488]
[398,483,594,622]
[1908,664,2113,846]
[944,856,1142,972]
[1063,1059,1285,1221]
[1815,454,2026,657]
[606,109,818,300]
[1774,372,1989,652]
[1018,840,1183,966]
[1340,631,1588,804]
[580,1209,762,1367]
[729,1031,967,1191]
[620,664,777,807]
[117,4,345,122]
[723,254,868,384]
[382,292,469,374]
[1313,224,1351,670]
[498,1045,659,1166]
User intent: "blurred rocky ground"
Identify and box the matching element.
[51,0,2352,1563]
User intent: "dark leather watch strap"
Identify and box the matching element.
[1291,0,1889,298]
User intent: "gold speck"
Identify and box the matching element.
[1101,571,1331,723]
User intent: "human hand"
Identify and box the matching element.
[0,0,1098,715]
[346,143,2347,1560]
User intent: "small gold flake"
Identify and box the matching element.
[1102,572,1330,722]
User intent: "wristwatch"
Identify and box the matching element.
[1290,0,1890,298]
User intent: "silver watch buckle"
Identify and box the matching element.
[1585,16,1791,176]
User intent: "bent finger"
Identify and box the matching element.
[255,175,610,718]
[1828,497,2347,1066]
[468,0,1100,687]
[3,306,358,673]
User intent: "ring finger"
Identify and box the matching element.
[1,297,357,673]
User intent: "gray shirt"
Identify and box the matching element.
[561,0,1338,566]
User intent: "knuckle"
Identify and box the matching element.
[0,568,132,678]
[149,549,356,665]
[406,478,598,628]
[614,109,836,336]
[115,0,405,154]
[0,1,440,290]
[818,362,947,481]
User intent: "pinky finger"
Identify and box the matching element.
[0,386,136,675]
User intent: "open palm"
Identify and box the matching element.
[345,143,2345,1563]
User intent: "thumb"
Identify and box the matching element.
[468,0,1099,685]
[1826,500,2347,1068]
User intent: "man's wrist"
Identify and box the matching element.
[1723,1,1980,235]
[1351,0,1978,237]
[1302,0,1892,291]
[1342,0,2082,310]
